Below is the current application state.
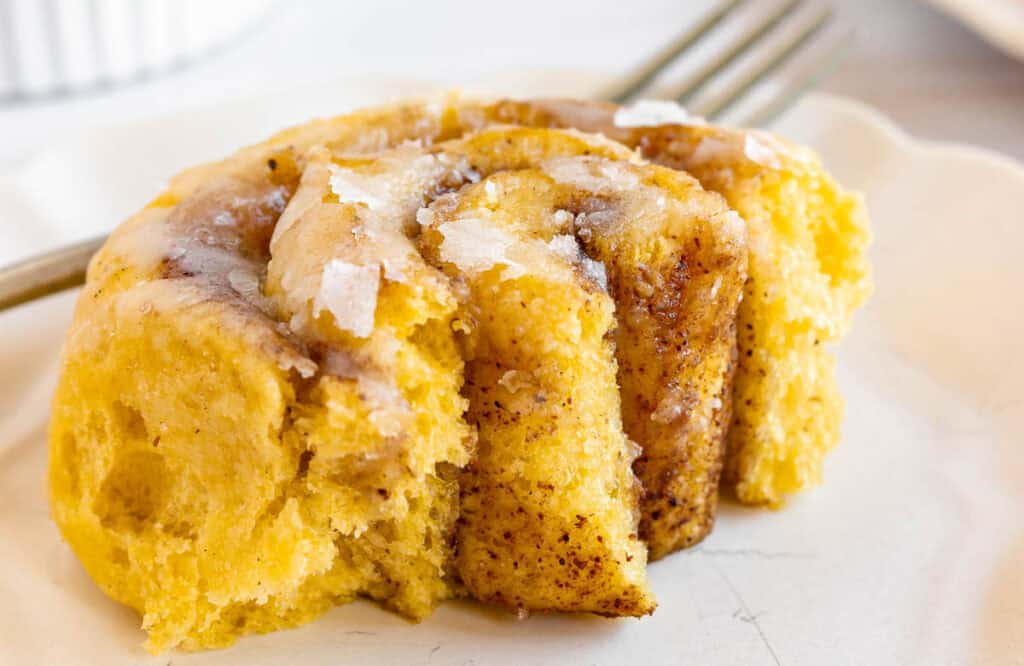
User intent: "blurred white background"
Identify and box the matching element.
[1,0,1022,164]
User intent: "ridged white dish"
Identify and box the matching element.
[0,0,273,100]
[1,76,1022,665]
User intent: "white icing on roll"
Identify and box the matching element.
[314,259,380,338]
[613,100,707,128]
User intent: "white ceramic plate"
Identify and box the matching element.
[928,0,1024,60]
[1,77,1023,665]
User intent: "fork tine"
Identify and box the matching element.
[739,27,854,127]
[668,0,804,105]
[694,5,833,120]
[604,0,748,104]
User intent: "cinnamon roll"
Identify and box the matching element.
[48,94,869,652]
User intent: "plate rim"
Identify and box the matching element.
[801,91,1024,178]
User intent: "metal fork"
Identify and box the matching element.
[0,0,849,313]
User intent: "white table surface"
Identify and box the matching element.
[0,0,1022,169]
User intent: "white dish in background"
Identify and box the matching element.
[1,76,1022,665]
[928,0,1024,60]
[0,0,275,100]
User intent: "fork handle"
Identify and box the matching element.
[0,236,106,312]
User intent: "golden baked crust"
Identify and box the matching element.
[418,128,661,613]
[487,99,872,507]
[639,127,870,506]
[421,123,747,562]
[431,126,746,560]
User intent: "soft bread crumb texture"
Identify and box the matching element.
[50,158,473,651]
[50,106,479,652]
[50,293,465,651]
